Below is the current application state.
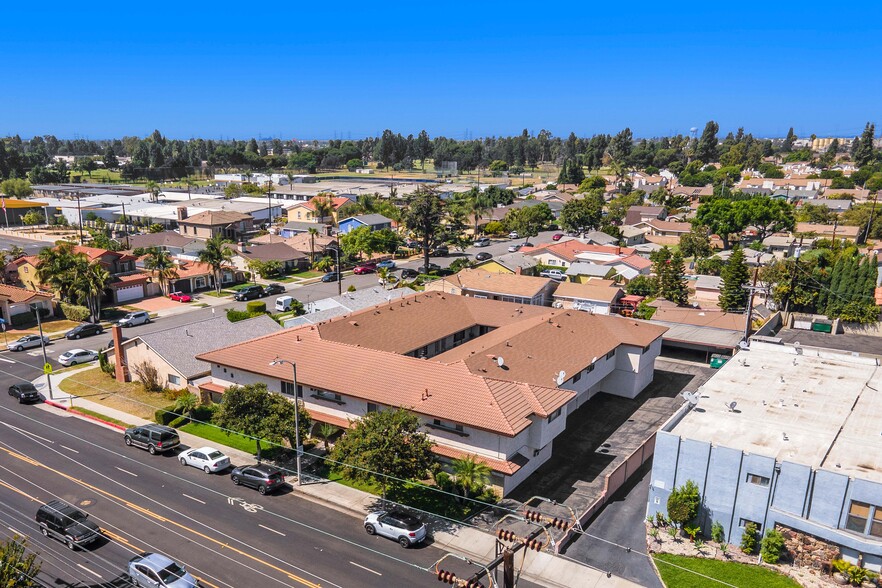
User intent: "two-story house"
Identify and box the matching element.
[424,268,557,306]
[176,208,254,241]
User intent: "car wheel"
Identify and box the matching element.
[258,485,267,495]
[204,466,211,474]
[14,346,22,352]
[398,536,410,548]
[97,328,103,335]
[40,526,48,537]
[69,361,77,366]
[365,524,376,536]
[74,334,80,340]
[232,475,240,485]
[131,577,140,587]
[124,435,132,446]
[66,538,76,550]
[18,397,23,404]
[148,445,156,455]
[180,457,187,466]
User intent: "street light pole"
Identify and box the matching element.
[329,246,342,295]
[269,358,302,485]
[32,303,53,400]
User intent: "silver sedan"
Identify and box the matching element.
[179,446,230,473]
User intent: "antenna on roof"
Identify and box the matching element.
[725,401,738,412]
[681,391,700,406]
[497,356,505,368]
[555,371,566,386]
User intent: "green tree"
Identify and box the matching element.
[693,198,746,250]
[679,225,713,259]
[317,423,339,451]
[740,522,759,554]
[695,120,720,163]
[173,392,198,420]
[651,247,689,305]
[781,127,796,153]
[197,234,235,295]
[73,262,110,323]
[796,202,838,224]
[559,193,603,235]
[578,175,607,191]
[143,247,178,296]
[145,180,161,203]
[625,274,658,296]
[667,480,701,528]
[451,454,492,501]
[36,241,83,301]
[557,158,584,185]
[346,158,362,171]
[740,197,795,241]
[854,123,877,167]
[401,187,444,273]
[760,529,786,563]
[330,408,435,498]
[503,203,554,242]
[0,535,41,587]
[214,383,311,461]
[0,178,33,198]
[719,245,750,311]
[340,225,376,259]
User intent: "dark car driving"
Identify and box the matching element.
[230,464,285,495]
[65,322,104,340]
[9,382,41,404]
[35,500,101,550]
[321,271,340,283]
[263,283,286,295]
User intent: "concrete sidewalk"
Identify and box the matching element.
[35,369,641,588]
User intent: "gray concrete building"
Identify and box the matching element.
[647,340,882,572]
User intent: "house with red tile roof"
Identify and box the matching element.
[285,196,353,224]
[196,291,667,495]
[0,284,55,326]
[523,240,636,269]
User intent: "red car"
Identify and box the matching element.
[169,291,192,302]
[552,233,564,241]
[353,263,377,275]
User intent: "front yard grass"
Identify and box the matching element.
[70,406,135,429]
[653,553,800,588]
[58,367,168,420]
[180,422,259,455]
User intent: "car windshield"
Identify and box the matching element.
[207,451,224,459]
[392,513,422,530]
[66,510,87,522]
[157,563,187,582]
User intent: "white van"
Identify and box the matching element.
[275,296,296,312]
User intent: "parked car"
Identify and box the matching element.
[321,271,340,283]
[430,245,449,256]
[263,283,286,295]
[404,238,420,249]
[58,348,99,367]
[473,237,490,247]
[128,552,198,588]
[507,244,522,253]
[9,382,41,404]
[523,242,534,247]
[230,464,285,495]
[552,233,564,241]
[118,311,150,327]
[124,424,180,455]
[400,268,419,279]
[234,285,265,301]
[274,296,296,312]
[475,252,493,261]
[7,334,49,352]
[168,291,192,303]
[65,322,103,340]
[424,262,442,272]
[364,510,427,548]
[509,231,519,239]
[353,263,378,275]
[35,500,101,550]
[540,269,567,281]
[179,446,230,474]
[377,259,396,269]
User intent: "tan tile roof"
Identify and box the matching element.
[608,254,652,271]
[523,241,636,263]
[795,222,860,238]
[0,284,51,303]
[433,268,553,298]
[180,210,251,226]
[553,282,623,303]
[645,219,692,233]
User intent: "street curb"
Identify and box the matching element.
[43,399,127,431]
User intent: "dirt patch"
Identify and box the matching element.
[128,296,184,312]
[59,366,169,420]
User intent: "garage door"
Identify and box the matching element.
[116,285,144,303]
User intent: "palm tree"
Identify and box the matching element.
[313,255,334,272]
[6,245,24,260]
[311,194,335,225]
[143,247,178,296]
[466,190,493,237]
[317,423,338,452]
[307,227,319,263]
[173,392,199,421]
[145,180,161,203]
[73,262,110,323]
[36,241,83,301]
[197,235,234,295]
[356,193,377,214]
[377,267,390,288]
[451,454,492,501]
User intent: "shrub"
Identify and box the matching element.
[434,471,452,491]
[168,415,190,428]
[711,521,726,543]
[760,529,786,564]
[162,387,188,401]
[476,487,500,504]
[154,405,179,425]
[740,522,759,554]
[60,302,90,322]
[245,301,266,314]
[132,360,162,392]
[226,309,263,323]
[483,221,505,236]
[190,404,216,422]
[655,512,668,527]
[667,480,701,528]
[847,565,868,586]
[347,285,356,292]
[98,350,115,376]
[831,559,851,575]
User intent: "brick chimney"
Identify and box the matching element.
[237,241,247,253]
[112,325,129,382]
[514,266,522,275]
[176,206,188,221]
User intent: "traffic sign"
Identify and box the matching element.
[43,363,53,375]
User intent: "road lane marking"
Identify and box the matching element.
[258,524,286,537]
[60,445,79,453]
[0,356,13,363]
[0,479,40,501]
[194,576,222,588]
[77,563,102,578]
[2,423,55,443]
[183,494,205,504]
[114,466,137,477]
[350,561,382,576]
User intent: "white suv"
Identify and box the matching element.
[364,510,427,548]
[540,269,566,281]
[118,311,150,327]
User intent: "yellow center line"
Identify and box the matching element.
[0,447,322,588]
[0,479,40,502]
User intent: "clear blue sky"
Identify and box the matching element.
[3,2,881,141]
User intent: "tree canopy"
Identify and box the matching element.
[559,193,603,235]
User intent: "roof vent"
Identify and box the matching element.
[506,341,511,347]
[349,321,358,327]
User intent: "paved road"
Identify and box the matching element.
[0,233,49,256]
[0,401,473,588]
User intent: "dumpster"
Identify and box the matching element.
[710,354,730,369]
[811,322,833,333]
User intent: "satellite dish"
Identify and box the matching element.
[497,356,505,368]
[725,401,738,412]
[555,371,567,386]
[681,391,700,406]
[738,340,750,350]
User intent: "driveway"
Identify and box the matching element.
[128,295,184,312]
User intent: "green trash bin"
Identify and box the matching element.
[710,354,729,369]
[812,322,833,333]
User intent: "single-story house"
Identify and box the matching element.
[582,230,619,246]
[424,268,557,306]
[474,252,539,276]
[634,219,693,238]
[168,259,243,293]
[0,284,55,326]
[624,205,667,226]
[693,275,723,304]
[552,281,623,315]
[647,304,747,358]
[337,214,394,235]
[232,242,310,274]
[564,261,617,283]
[127,231,198,255]
[795,222,860,242]
[620,225,647,246]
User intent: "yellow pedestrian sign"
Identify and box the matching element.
[43,363,53,375]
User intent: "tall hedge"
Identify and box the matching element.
[60,302,90,322]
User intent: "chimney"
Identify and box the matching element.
[112,325,129,382]
[176,206,188,221]
[237,241,247,253]
[514,266,522,275]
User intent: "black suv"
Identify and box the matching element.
[264,283,286,295]
[9,382,41,404]
[400,268,419,279]
[35,500,101,550]
[124,424,180,455]
[230,464,285,495]
[65,322,104,340]
[234,285,265,301]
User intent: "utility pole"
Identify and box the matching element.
[32,304,53,400]
[742,266,767,345]
[76,194,84,244]
[782,235,805,321]
[120,200,130,249]
[503,550,514,588]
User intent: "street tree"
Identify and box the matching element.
[0,534,41,587]
[330,408,435,498]
[559,192,603,235]
[719,245,750,311]
[503,203,554,242]
[197,234,235,295]
[692,198,746,250]
[143,247,178,296]
[740,197,795,240]
[214,383,311,460]
[401,187,444,273]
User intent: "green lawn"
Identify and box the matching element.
[653,554,800,588]
[180,422,259,455]
[70,406,135,429]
